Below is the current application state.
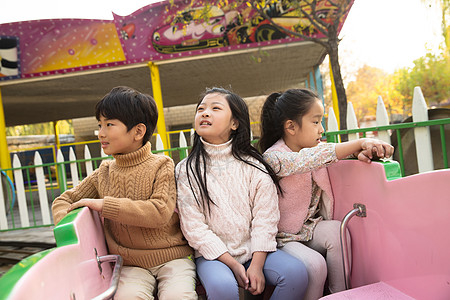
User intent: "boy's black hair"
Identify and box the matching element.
[258,88,319,153]
[95,86,158,146]
[185,87,282,213]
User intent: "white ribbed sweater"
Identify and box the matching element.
[175,139,279,264]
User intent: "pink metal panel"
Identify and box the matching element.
[8,208,111,299]
[328,160,450,300]
[320,281,415,299]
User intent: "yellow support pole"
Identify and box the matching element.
[329,56,340,129]
[148,62,169,149]
[0,87,12,172]
[53,121,60,149]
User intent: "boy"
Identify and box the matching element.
[52,86,197,299]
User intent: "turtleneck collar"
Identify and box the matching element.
[200,137,233,160]
[113,141,152,167]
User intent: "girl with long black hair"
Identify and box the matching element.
[176,87,308,300]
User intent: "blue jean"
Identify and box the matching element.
[196,250,308,300]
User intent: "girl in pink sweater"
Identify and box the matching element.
[176,87,308,300]
[259,88,394,299]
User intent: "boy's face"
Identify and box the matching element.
[97,115,142,155]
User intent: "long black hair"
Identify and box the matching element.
[185,87,281,212]
[258,88,319,153]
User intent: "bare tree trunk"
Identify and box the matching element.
[327,30,348,131]
[252,0,351,132]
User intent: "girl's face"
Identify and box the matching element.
[195,93,238,144]
[285,98,325,152]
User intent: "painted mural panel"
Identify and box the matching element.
[0,19,126,79]
[22,22,125,74]
[150,5,234,53]
[0,0,351,81]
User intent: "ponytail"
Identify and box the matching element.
[258,88,319,153]
[258,92,284,153]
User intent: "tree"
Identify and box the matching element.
[346,65,406,122]
[6,120,74,136]
[252,0,353,130]
[346,51,450,125]
[441,0,450,52]
[168,0,353,129]
[395,52,450,108]
[346,66,384,120]
[422,0,450,54]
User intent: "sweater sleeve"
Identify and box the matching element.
[52,167,101,225]
[101,157,176,228]
[263,143,338,177]
[175,163,228,260]
[249,165,279,253]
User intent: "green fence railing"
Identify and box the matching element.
[0,147,190,231]
[2,118,449,231]
[325,118,450,177]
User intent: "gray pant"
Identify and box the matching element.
[280,220,351,300]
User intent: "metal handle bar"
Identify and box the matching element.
[91,253,123,300]
[340,203,366,290]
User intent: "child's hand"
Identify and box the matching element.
[356,150,373,163]
[230,263,249,290]
[246,263,265,295]
[359,138,394,162]
[68,198,104,213]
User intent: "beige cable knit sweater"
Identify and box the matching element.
[175,139,279,264]
[52,142,193,268]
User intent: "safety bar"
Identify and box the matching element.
[340,203,366,290]
[91,250,123,300]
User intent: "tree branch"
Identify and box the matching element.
[297,1,330,35]
[308,0,331,29]
[251,1,329,48]
[332,0,353,28]
[328,0,339,7]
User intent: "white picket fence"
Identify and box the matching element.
[327,86,442,174]
[0,133,189,231]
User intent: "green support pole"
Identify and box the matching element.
[440,125,448,168]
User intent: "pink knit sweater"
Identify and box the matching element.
[263,139,338,234]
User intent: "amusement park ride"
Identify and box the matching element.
[1,159,449,299]
[1,0,449,299]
